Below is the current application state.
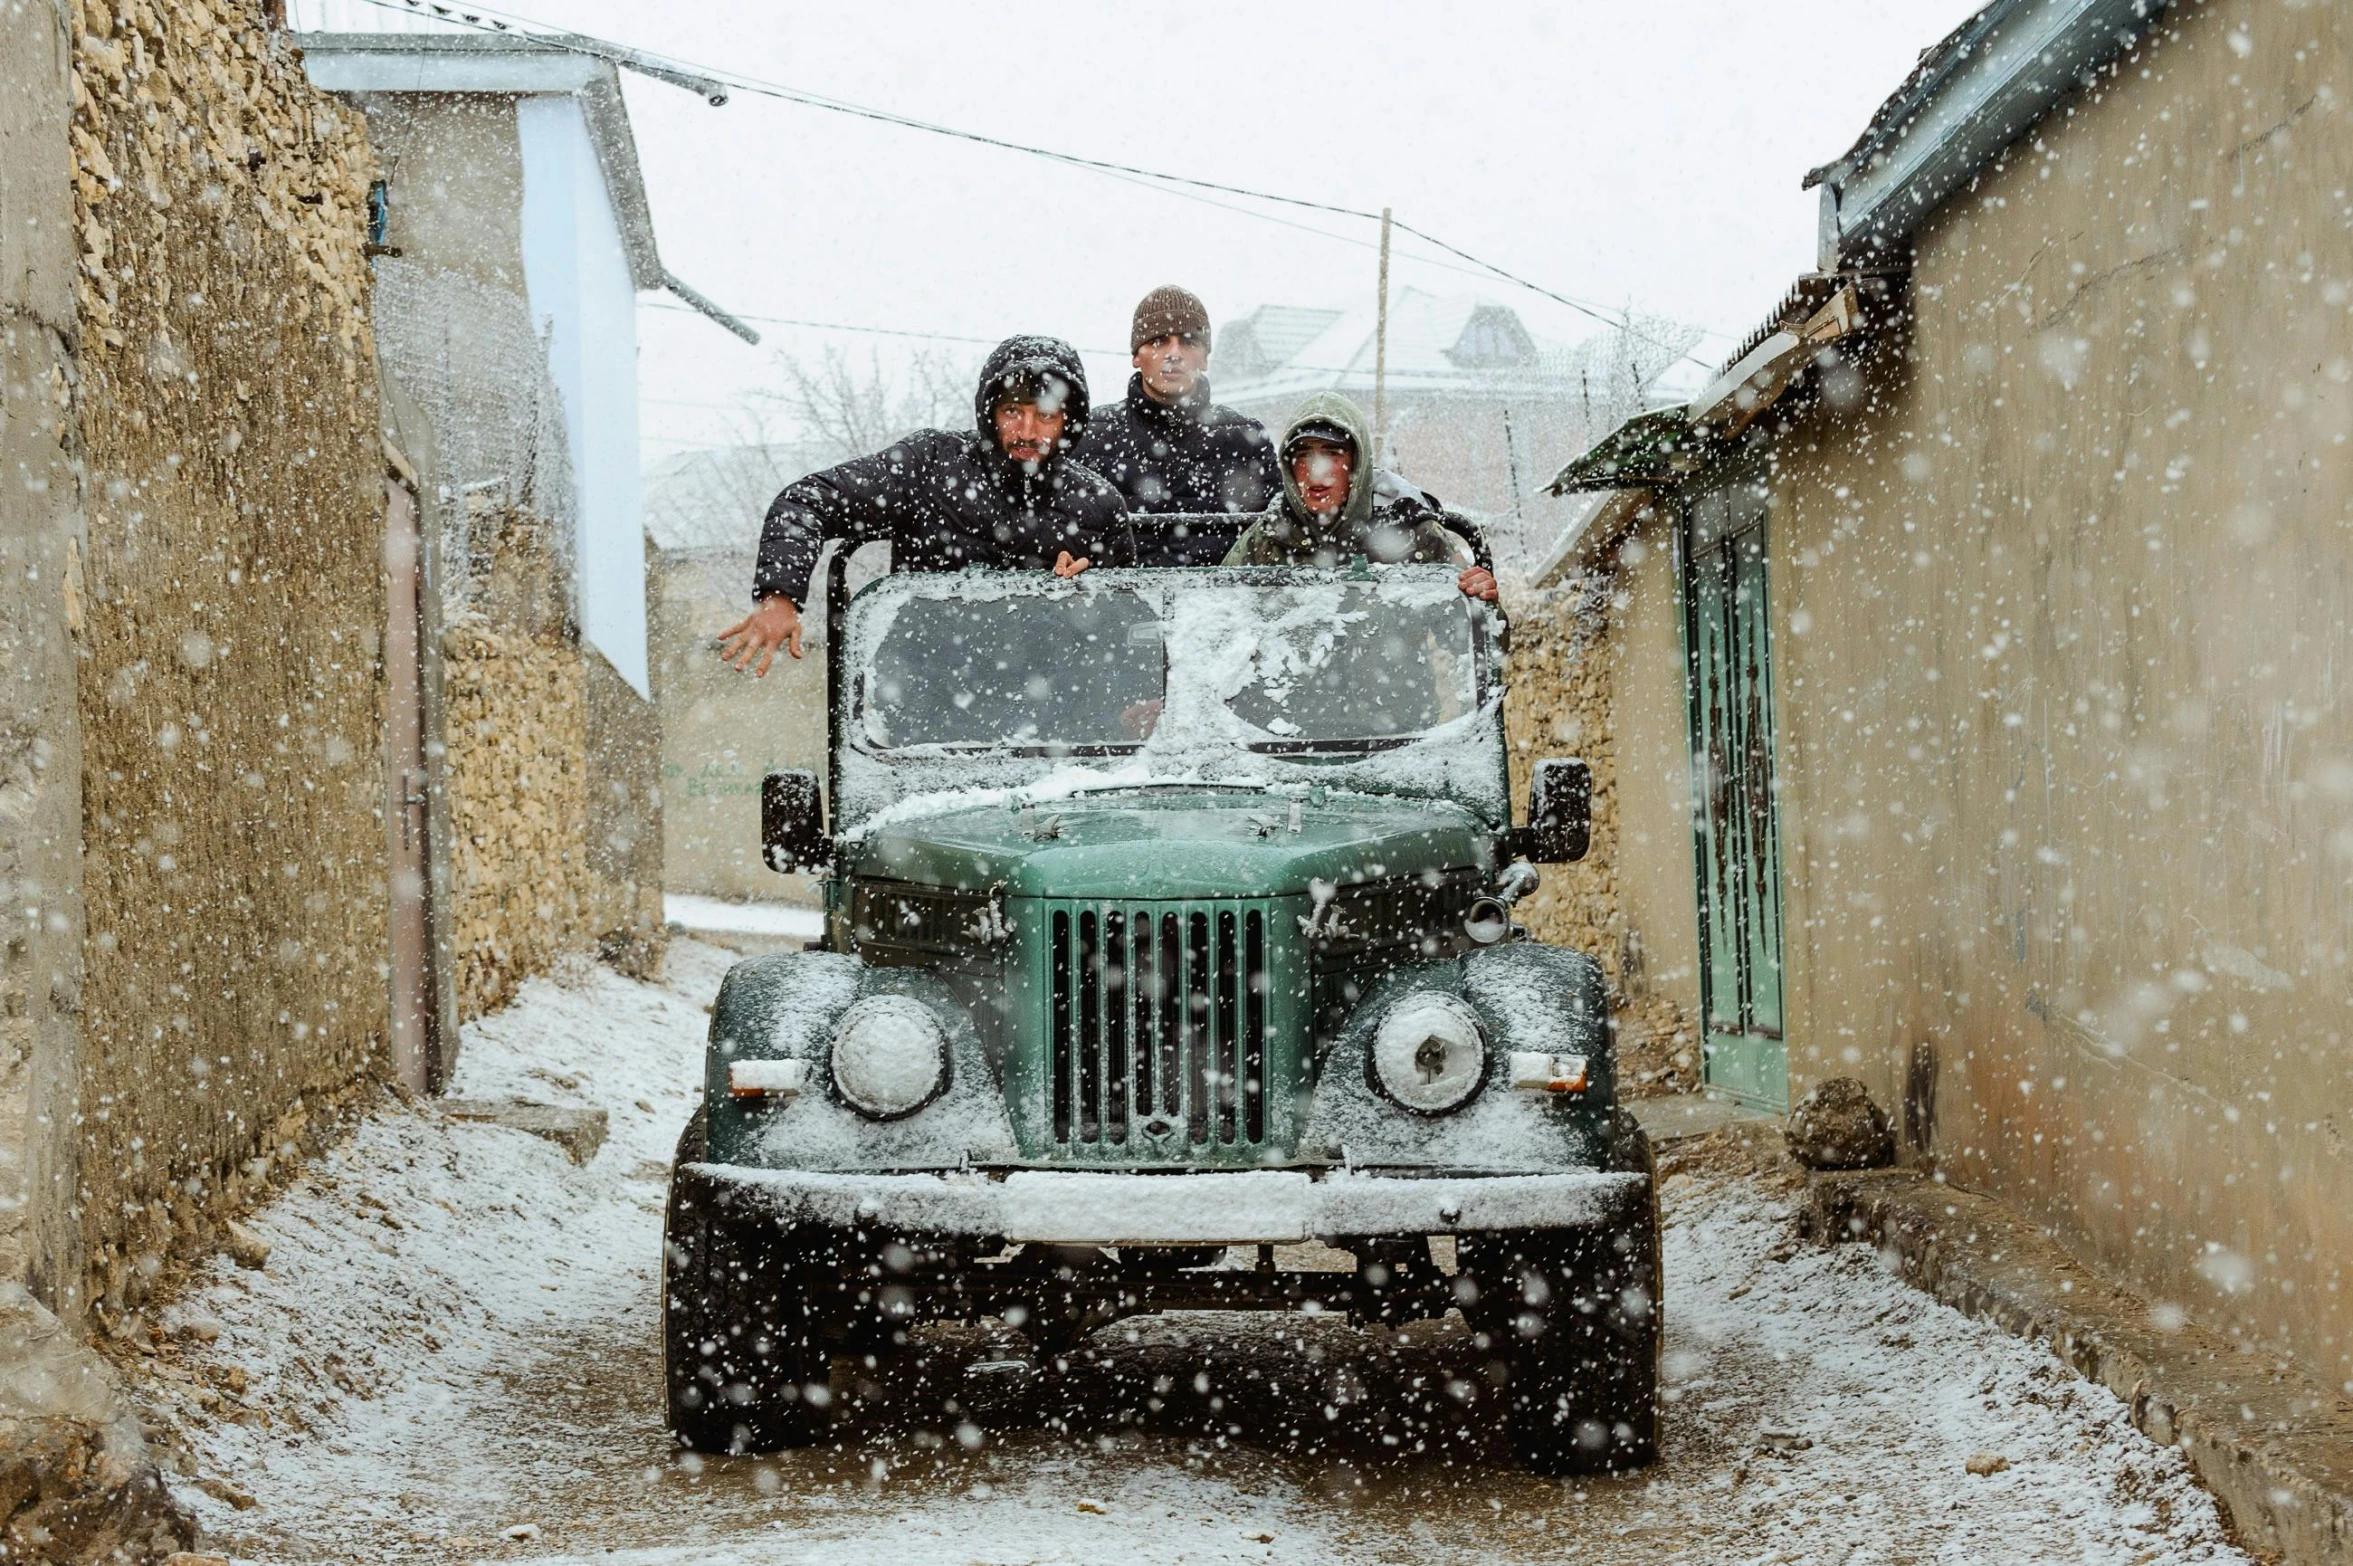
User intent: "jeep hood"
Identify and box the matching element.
[845,789,1493,899]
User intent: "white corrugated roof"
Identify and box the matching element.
[1218,290,1575,409]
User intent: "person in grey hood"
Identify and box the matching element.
[1224,392,1498,601]
[720,335,1134,673]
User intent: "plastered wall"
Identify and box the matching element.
[1,0,90,1308]
[651,546,823,902]
[65,0,389,1319]
[1765,2,2353,1375]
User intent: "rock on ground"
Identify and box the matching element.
[1783,1076,1895,1170]
[0,1283,195,1564]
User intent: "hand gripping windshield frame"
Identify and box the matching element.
[665,526,1655,1478]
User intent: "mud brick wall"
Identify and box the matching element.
[66,0,389,1318]
[1504,568,1698,1096]
[442,620,662,1022]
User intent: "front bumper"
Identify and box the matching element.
[684,1163,1648,1245]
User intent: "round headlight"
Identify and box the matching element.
[1371,993,1486,1114]
[829,995,947,1119]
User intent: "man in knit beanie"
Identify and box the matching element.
[1073,285,1282,565]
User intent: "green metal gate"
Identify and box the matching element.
[1679,477,1788,1112]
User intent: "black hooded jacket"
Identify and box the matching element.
[751,335,1135,605]
[1071,373,1281,565]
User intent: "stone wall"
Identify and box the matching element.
[337,88,666,1023]
[65,0,390,1321]
[1503,566,1699,1096]
[441,508,662,1022]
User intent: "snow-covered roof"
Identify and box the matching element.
[1217,307,1343,379]
[1215,291,1574,409]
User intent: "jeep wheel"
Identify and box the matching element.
[662,1108,833,1452]
[1461,1109,1661,1475]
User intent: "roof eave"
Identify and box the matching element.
[1528,488,1661,589]
[296,32,665,290]
[1813,0,2174,270]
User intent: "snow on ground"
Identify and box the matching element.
[126,941,732,1550]
[664,894,826,940]
[121,942,2249,1565]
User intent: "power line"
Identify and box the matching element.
[640,299,1097,353]
[345,0,1718,369]
[641,300,1677,385]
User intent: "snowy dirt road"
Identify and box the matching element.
[119,944,2249,1565]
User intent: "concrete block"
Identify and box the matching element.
[437,1099,609,1165]
[1628,1092,1772,1147]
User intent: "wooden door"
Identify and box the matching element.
[383,477,432,1094]
[1681,477,1787,1112]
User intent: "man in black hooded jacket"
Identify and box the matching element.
[720,335,1134,674]
[1073,285,1281,565]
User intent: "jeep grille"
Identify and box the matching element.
[1047,900,1275,1150]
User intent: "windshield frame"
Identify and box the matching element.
[826,558,1510,832]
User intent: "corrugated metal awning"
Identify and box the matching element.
[1545,406,1712,494]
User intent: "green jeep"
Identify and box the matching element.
[663,549,1661,1474]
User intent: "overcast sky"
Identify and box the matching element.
[313,0,1983,456]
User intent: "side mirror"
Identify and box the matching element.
[761,770,831,872]
[1504,757,1590,864]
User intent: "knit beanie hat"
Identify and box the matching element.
[1131,285,1212,353]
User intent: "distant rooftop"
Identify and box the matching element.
[1215,291,1575,409]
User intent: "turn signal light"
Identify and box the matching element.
[1506,1051,1589,1094]
[729,1058,811,1099]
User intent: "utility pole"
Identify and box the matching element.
[1373,206,1392,464]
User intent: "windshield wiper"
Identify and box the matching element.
[871,741,1146,758]
[1243,737,1420,756]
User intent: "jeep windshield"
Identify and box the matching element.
[860,587,1165,753]
[855,575,1477,755]
[838,566,1507,830]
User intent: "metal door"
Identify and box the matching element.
[1680,477,1787,1112]
[383,477,433,1094]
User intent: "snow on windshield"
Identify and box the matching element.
[1174,584,1477,743]
[837,569,1507,833]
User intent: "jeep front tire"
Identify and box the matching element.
[662,1108,834,1452]
[1461,1108,1661,1474]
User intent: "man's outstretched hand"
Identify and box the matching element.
[1053,551,1092,578]
[717,595,803,676]
[1458,566,1499,603]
